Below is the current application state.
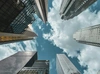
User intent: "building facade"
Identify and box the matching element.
[10,0,36,34]
[34,0,48,23]
[0,0,38,44]
[0,24,37,44]
[18,60,49,74]
[0,51,49,74]
[73,24,100,47]
[60,0,97,20]
[0,0,25,33]
[56,54,80,74]
[0,51,37,74]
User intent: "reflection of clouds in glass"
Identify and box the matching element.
[0,40,37,61]
[0,51,36,74]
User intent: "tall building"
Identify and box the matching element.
[18,60,49,74]
[73,24,100,47]
[56,54,80,74]
[0,51,49,74]
[10,0,36,34]
[0,0,25,33]
[0,0,37,44]
[34,0,48,23]
[0,51,37,74]
[60,0,97,20]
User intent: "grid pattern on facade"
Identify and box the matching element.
[34,0,48,23]
[60,0,97,20]
[0,0,25,33]
[39,0,47,22]
[10,0,35,34]
[18,68,48,74]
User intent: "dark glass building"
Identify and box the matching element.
[0,0,25,33]
[10,0,36,34]
[0,51,49,74]
[73,24,100,47]
[0,51,37,74]
[0,0,49,44]
[18,60,49,74]
[60,0,97,20]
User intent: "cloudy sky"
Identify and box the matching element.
[0,0,100,74]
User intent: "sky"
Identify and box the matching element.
[0,0,100,74]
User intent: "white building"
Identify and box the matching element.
[56,54,80,74]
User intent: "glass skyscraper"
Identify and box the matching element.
[34,0,48,23]
[60,0,97,20]
[0,0,48,44]
[10,0,36,34]
[0,51,37,74]
[0,0,25,33]
[56,54,80,74]
[18,60,49,74]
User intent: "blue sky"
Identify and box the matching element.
[0,0,100,74]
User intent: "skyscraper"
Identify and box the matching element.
[60,0,97,20]
[0,51,49,74]
[0,0,25,33]
[18,60,49,74]
[0,51,37,74]
[0,24,37,44]
[73,24,100,47]
[34,0,48,23]
[10,0,36,34]
[0,0,37,44]
[56,54,80,74]
[97,71,100,74]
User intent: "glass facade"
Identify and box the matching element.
[60,0,97,20]
[0,0,35,34]
[0,51,37,74]
[10,0,35,34]
[0,0,25,33]
[34,0,48,23]
[18,60,49,74]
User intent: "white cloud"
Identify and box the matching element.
[23,40,37,51]
[43,0,100,74]
[78,46,100,74]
